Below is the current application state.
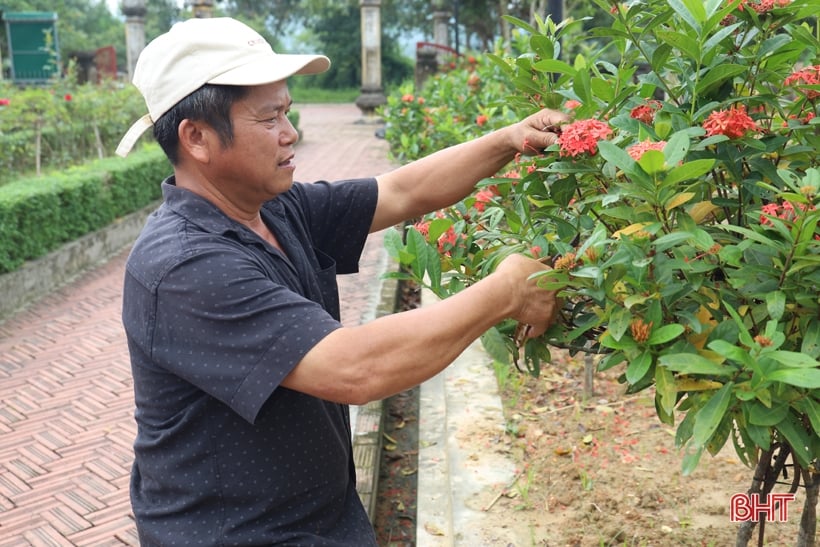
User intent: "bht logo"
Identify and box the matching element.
[730,493,796,522]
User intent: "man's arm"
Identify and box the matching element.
[281,254,558,405]
[369,108,568,233]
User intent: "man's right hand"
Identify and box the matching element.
[493,254,560,338]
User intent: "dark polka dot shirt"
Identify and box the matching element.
[122,177,379,546]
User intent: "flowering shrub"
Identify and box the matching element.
[383,0,819,541]
[0,69,145,183]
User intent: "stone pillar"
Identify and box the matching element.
[432,10,450,49]
[122,0,147,81]
[188,0,215,18]
[355,0,386,118]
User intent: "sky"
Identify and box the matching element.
[105,0,184,16]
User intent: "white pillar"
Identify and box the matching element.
[122,0,147,81]
[355,0,386,118]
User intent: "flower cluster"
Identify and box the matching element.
[784,65,820,100]
[627,140,667,161]
[0,98,9,107]
[760,200,817,227]
[629,100,662,125]
[557,119,613,157]
[701,104,759,139]
[736,0,793,13]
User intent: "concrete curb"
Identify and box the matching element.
[416,288,530,546]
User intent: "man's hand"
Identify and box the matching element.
[493,254,560,338]
[506,108,570,155]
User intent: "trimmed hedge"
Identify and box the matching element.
[0,145,170,274]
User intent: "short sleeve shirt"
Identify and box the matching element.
[122,177,379,546]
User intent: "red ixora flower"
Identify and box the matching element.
[564,99,581,110]
[473,187,496,212]
[0,98,9,106]
[401,93,414,102]
[737,0,792,13]
[784,65,820,100]
[630,100,662,125]
[702,104,759,139]
[558,119,613,157]
[476,114,489,127]
[760,200,817,226]
[64,93,72,101]
[627,140,667,161]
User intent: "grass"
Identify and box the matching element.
[291,85,360,103]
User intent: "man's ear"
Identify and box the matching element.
[178,119,213,164]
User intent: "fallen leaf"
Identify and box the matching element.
[424,522,446,536]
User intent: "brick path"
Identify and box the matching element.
[0,103,396,546]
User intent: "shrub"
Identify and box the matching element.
[382,0,819,543]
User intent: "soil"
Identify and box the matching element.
[372,283,816,546]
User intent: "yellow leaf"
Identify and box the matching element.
[665,192,696,212]
[676,377,724,391]
[689,201,719,223]
[687,304,718,349]
[613,222,651,239]
[424,523,446,536]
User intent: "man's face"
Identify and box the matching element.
[211,80,299,204]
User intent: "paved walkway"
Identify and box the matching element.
[0,104,397,546]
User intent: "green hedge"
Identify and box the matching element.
[0,145,170,274]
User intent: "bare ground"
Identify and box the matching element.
[482,349,816,546]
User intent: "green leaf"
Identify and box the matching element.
[801,319,820,359]
[598,140,638,175]
[681,444,704,476]
[706,339,755,368]
[705,413,733,456]
[776,413,814,468]
[405,228,428,280]
[656,30,700,60]
[765,291,786,322]
[532,58,577,76]
[764,351,820,369]
[748,402,789,426]
[693,382,734,446]
[659,353,735,376]
[655,365,677,416]
[626,351,653,384]
[637,149,666,175]
[663,131,691,167]
[663,159,715,185]
[383,227,405,261]
[480,327,512,365]
[648,324,685,345]
[794,398,820,437]
[427,218,453,243]
[767,368,820,389]
[608,306,632,342]
[696,64,747,95]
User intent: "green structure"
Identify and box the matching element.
[2,11,59,84]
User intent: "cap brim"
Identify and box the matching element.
[208,54,330,86]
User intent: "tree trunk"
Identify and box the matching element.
[498,0,510,51]
[797,466,818,547]
[35,120,43,177]
[94,122,104,159]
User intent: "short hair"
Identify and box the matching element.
[153,84,249,165]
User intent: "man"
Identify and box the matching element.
[117,17,567,546]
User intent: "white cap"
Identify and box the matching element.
[116,17,330,157]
